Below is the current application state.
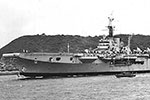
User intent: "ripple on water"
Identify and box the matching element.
[0,74,150,100]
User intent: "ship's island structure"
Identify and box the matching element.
[2,16,150,78]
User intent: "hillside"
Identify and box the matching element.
[0,34,150,56]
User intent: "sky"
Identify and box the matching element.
[0,0,150,48]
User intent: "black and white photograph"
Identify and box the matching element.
[0,0,150,100]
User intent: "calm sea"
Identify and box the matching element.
[0,74,150,100]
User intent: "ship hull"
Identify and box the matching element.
[15,57,150,77]
[3,53,150,77]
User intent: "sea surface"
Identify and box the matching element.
[1,74,150,100]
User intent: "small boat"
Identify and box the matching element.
[115,72,136,78]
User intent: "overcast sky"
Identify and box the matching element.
[0,0,150,48]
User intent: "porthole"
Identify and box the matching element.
[49,57,53,62]
[34,58,37,64]
[56,57,61,61]
[70,57,73,61]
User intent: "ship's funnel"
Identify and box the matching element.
[108,26,113,37]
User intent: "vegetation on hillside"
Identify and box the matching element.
[0,34,150,57]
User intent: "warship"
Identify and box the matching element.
[2,16,150,78]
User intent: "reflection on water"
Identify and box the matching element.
[1,74,150,100]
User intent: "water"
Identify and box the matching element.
[0,74,150,100]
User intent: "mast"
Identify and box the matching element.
[107,16,114,37]
[128,34,133,48]
[127,35,133,54]
[128,36,131,49]
[67,43,70,53]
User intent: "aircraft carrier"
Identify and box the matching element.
[2,16,150,78]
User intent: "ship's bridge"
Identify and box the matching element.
[97,39,110,50]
